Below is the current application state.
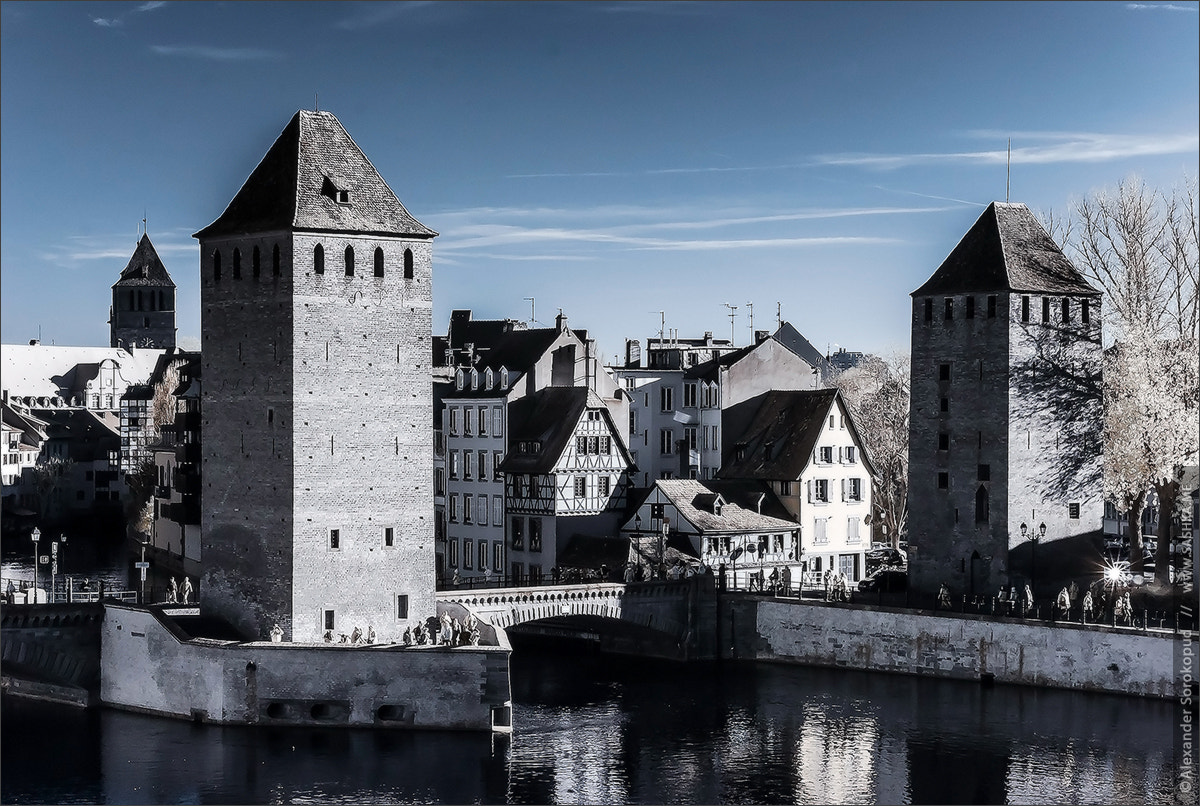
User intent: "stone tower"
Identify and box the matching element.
[193,110,438,642]
[110,233,177,349]
[907,202,1103,598]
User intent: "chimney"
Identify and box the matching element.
[703,331,713,346]
[755,330,770,344]
[464,343,475,366]
[556,311,568,332]
[626,339,641,367]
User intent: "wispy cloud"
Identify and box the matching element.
[1126,3,1198,11]
[507,162,811,179]
[61,233,198,263]
[151,45,284,61]
[92,17,122,27]
[817,131,1199,169]
[92,1,167,28]
[137,1,167,11]
[336,1,434,30]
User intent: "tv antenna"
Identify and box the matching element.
[650,311,665,342]
[524,297,536,326]
[746,301,754,336]
[1006,138,1011,202]
[722,303,738,346]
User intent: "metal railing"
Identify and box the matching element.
[2,575,137,605]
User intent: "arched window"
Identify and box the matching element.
[500,367,509,389]
[272,244,281,277]
[975,484,989,524]
[213,250,222,282]
[345,245,355,277]
[233,248,242,280]
[374,247,384,277]
[314,244,324,275]
[252,246,261,279]
[404,248,414,279]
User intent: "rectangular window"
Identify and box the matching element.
[987,295,997,318]
[814,518,828,544]
[588,436,599,455]
[940,397,949,413]
[684,427,697,453]
[819,446,834,463]
[814,479,829,503]
[1062,297,1071,322]
[478,451,488,481]
[1021,296,1030,322]
[324,609,335,631]
[944,297,953,320]
[529,476,540,499]
[493,495,503,524]
[396,595,409,620]
[478,407,487,435]
[464,495,474,524]
[1042,296,1050,323]
[511,517,524,550]
[329,528,340,550]
[513,475,525,498]
[494,542,504,571]
[463,451,473,480]
[463,409,473,435]
[435,468,445,496]
[924,298,933,322]
[448,407,458,436]
[937,472,949,490]
[576,435,587,453]
[1081,299,1090,325]
[939,363,951,381]
[780,480,793,496]
[844,446,856,463]
[477,494,488,525]
[384,527,394,547]
[448,538,458,567]
[574,476,587,497]
[449,494,459,522]
[449,451,460,479]
[660,386,674,412]
[660,429,675,455]
[493,407,503,438]
[978,464,990,481]
[478,539,488,569]
[848,517,861,542]
[1069,502,1081,519]
[600,435,611,454]
[493,451,503,481]
[683,382,697,408]
[938,433,949,451]
[530,518,542,552]
[598,476,611,497]
[847,478,863,501]
[463,538,472,568]
[966,296,975,319]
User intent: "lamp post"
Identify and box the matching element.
[31,527,41,603]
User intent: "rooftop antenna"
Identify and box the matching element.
[1006,138,1011,203]
[524,297,535,326]
[651,311,665,343]
[746,301,754,336]
[777,302,782,330]
[723,303,738,347]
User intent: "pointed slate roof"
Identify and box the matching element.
[500,387,636,475]
[194,110,436,239]
[113,234,175,288]
[913,202,1098,297]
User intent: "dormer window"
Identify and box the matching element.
[321,175,351,205]
[485,368,494,390]
[470,369,479,390]
[455,369,465,391]
[499,368,509,389]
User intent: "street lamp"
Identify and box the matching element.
[30,527,41,603]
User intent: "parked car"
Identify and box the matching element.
[858,568,908,592]
[866,547,907,571]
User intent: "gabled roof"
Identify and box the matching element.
[718,389,873,481]
[683,341,756,380]
[474,327,566,374]
[113,234,175,288]
[500,387,635,475]
[652,479,798,534]
[772,322,834,377]
[913,202,1099,297]
[40,408,120,461]
[194,110,436,240]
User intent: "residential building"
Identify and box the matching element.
[31,407,125,518]
[118,348,194,474]
[148,353,202,580]
[610,323,826,486]
[907,202,1103,596]
[828,348,866,372]
[1,400,47,518]
[436,311,630,584]
[194,109,438,642]
[718,389,875,582]
[109,232,178,350]
[1,343,165,412]
[500,387,635,583]
[620,478,800,589]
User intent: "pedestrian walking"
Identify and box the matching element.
[937,583,951,610]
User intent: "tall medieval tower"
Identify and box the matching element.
[194,110,437,642]
[110,233,177,349]
[907,202,1103,597]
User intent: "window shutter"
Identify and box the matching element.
[807,480,813,503]
[837,447,843,463]
[841,479,847,501]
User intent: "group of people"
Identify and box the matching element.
[402,612,481,647]
[322,624,377,644]
[823,569,851,602]
[163,576,193,604]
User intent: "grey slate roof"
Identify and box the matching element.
[500,387,634,475]
[654,479,798,534]
[913,202,1098,297]
[113,234,175,288]
[772,322,835,377]
[194,110,436,239]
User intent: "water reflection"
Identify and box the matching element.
[0,641,1180,804]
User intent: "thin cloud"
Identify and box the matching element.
[1126,3,1198,10]
[151,45,284,61]
[137,1,167,11]
[507,162,811,179]
[818,131,1199,169]
[92,17,122,27]
[336,1,434,30]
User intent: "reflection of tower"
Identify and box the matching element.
[194,110,438,641]
[907,202,1102,596]
[110,233,177,349]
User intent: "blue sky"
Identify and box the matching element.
[2,1,1197,362]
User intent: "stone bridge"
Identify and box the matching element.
[437,577,717,659]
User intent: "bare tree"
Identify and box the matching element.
[1054,176,1200,586]
[832,353,909,548]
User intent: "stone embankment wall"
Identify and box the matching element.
[0,604,104,705]
[743,598,1181,698]
[101,604,512,730]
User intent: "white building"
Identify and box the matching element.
[719,389,875,582]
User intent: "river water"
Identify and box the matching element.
[0,639,1185,805]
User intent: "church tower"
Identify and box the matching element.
[907,202,1103,598]
[110,233,177,349]
[194,110,437,641]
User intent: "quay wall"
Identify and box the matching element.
[100,604,512,730]
[744,598,1182,698]
[0,603,104,704]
